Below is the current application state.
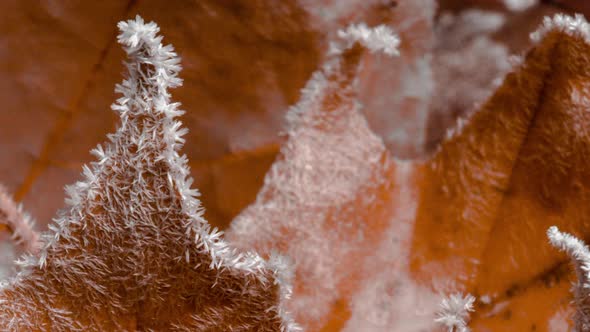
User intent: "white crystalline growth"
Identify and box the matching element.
[548,226,590,288]
[0,185,39,259]
[547,226,590,331]
[434,293,476,332]
[334,23,400,56]
[531,14,590,44]
[0,15,300,332]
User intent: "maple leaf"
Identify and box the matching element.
[0,16,298,331]
[228,11,590,331]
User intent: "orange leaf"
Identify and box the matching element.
[228,12,590,331]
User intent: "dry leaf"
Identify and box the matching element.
[227,22,403,331]
[0,16,297,331]
[4,1,590,331]
[228,12,590,331]
[0,0,320,234]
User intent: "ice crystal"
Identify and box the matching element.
[531,13,590,44]
[548,226,590,331]
[0,185,39,254]
[0,15,298,331]
[434,293,475,332]
[334,23,400,56]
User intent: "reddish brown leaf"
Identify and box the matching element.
[0,16,296,331]
[228,11,590,332]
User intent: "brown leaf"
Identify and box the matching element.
[1,0,320,234]
[405,12,590,329]
[0,16,296,331]
[228,12,590,331]
[412,12,590,328]
[3,1,590,331]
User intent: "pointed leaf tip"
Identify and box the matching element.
[0,13,299,332]
[117,15,160,51]
[530,13,590,44]
[334,23,400,57]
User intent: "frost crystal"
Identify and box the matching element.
[531,14,590,44]
[0,185,39,254]
[334,23,400,56]
[548,226,590,331]
[0,15,298,331]
[434,293,475,332]
[0,185,39,279]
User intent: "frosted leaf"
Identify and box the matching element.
[341,161,440,332]
[0,16,298,331]
[531,13,590,44]
[298,0,438,158]
[227,23,400,330]
[547,226,590,331]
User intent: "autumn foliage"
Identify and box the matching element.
[3,1,590,331]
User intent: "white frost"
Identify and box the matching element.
[531,14,590,44]
[334,23,400,56]
[434,293,475,332]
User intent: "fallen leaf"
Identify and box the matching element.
[228,12,590,331]
[227,22,403,331]
[0,16,297,331]
[2,0,321,233]
[3,1,590,331]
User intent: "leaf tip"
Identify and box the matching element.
[530,13,590,44]
[333,23,400,57]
